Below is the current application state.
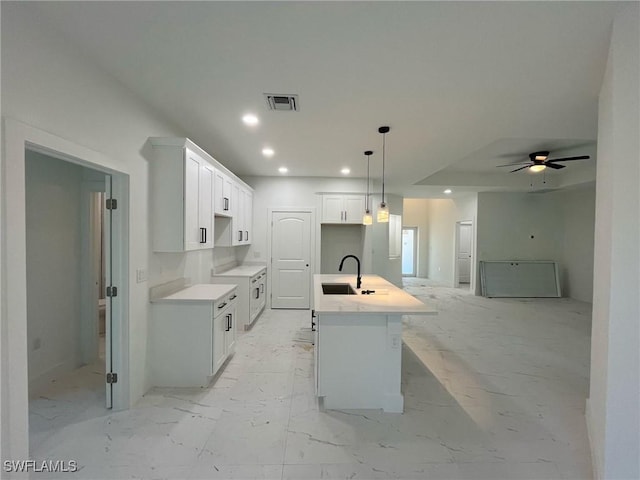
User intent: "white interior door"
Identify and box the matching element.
[457,222,472,284]
[402,227,417,276]
[271,211,312,309]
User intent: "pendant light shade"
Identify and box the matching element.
[377,126,390,223]
[363,150,373,225]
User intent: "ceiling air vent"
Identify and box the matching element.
[264,93,299,111]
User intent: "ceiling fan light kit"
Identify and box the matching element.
[377,126,390,223]
[497,150,591,174]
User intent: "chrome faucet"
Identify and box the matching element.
[339,255,361,290]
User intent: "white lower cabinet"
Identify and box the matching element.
[211,266,267,331]
[150,285,237,387]
[213,302,236,374]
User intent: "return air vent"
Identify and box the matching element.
[264,93,299,111]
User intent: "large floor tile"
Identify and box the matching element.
[28,278,593,479]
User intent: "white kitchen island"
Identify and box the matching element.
[313,274,436,413]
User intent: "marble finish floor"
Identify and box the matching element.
[29,280,593,479]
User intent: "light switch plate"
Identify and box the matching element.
[136,268,147,283]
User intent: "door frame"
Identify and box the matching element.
[267,207,316,309]
[454,220,474,289]
[401,226,418,277]
[2,119,130,460]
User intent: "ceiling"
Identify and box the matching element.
[29,1,618,197]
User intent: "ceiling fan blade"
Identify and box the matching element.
[510,165,530,173]
[545,163,565,170]
[547,155,590,163]
[496,162,530,168]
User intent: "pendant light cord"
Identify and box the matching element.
[381,132,386,203]
[366,153,370,210]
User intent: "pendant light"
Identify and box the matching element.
[377,126,390,223]
[362,150,373,225]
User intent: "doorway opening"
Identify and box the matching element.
[455,220,473,290]
[402,227,418,277]
[25,150,117,453]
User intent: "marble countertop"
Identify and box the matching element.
[313,274,437,315]
[213,264,267,277]
[151,284,237,303]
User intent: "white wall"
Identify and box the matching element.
[555,185,596,303]
[0,3,198,457]
[241,176,401,284]
[476,189,595,301]
[321,225,364,274]
[25,152,83,392]
[588,4,640,479]
[402,199,429,277]
[420,195,477,287]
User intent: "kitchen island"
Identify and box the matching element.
[313,274,436,413]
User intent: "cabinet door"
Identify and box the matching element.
[232,183,243,245]
[184,149,202,250]
[214,169,232,216]
[199,163,214,248]
[343,195,365,224]
[212,312,227,374]
[243,189,252,244]
[322,195,345,223]
[225,307,237,354]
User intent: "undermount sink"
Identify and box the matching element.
[322,283,356,295]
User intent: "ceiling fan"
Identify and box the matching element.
[497,150,591,173]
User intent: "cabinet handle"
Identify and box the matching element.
[225,313,231,331]
[341,211,344,221]
[230,294,237,300]
[255,287,260,299]
[260,284,264,294]
[238,230,243,242]
[200,227,207,243]
[344,211,347,222]
[218,302,227,309]
[245,231,249,241]
[224,197,229,211]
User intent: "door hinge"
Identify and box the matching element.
[106,372,118,384]
[106,286,118,297]
[106,198,118,210]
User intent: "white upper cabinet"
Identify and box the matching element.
[214,169,233,217]
[321,194,365,224]
[151,138,253,251]
[215,182,253,246]
[151,142,214,252]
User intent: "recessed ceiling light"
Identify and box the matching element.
[444,189,452,194]
[262,147,275,157]
[278,167,288,174]
[242,114,259,126]
[341,168,350,175]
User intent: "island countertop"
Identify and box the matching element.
[313,274,436,315]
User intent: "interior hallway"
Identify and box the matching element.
[29,280,592,479]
